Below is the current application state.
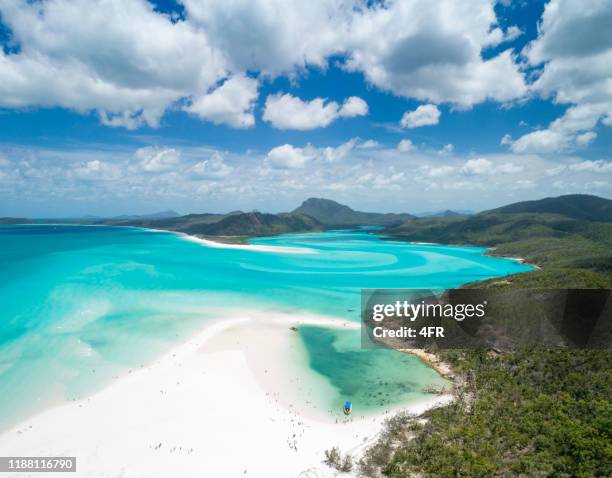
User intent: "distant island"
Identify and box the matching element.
[1,193,611,477]
[2,195,611,288]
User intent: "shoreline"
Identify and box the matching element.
[398,348,454,379]
[382,235,542,271]
[0,311,453,477]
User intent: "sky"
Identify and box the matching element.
[0,0,611,217]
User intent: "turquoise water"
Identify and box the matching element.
[0,225,532,429]
[299,325,449,414]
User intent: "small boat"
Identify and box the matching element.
[343,400,352,415]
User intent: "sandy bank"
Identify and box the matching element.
[0,312,452,478]
[179,233,317,254]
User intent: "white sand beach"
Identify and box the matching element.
[179,234,317,254]
[0,313,452,478]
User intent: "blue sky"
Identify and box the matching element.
[0,0,610,217]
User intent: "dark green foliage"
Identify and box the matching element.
[101,211,243,230]
[185,212,321,236]
[384,210,612,287]
[360,350,612,477]
[486,194,612,222]
[293,197,414,226]
[103,211,322,236]
[324,446,353,472]
[365,195,612,476]
[0,217,32,224]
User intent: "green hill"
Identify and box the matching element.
[293,197,414,226]
[357,194,612,477]
[0,218,32,224]
[103,212,241,231]
[486,194,612,222]
[383,195,612,288]
[182,212,321,236]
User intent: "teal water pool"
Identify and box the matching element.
[0,225,532,429]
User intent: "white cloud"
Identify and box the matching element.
[509,0,612,153]
[461,158,523,175]
[568,160,612,174]
[264,139,357,169]
[2,143,611,215]
[182,0,351,75]
[265,144,313,169]
[343,1,526,107]
[504,25,523,42]
[575,131,597,147]
[397,139,415,152]
[135,147,181,173]
[546,165,567,176]
[320,139,357,162]
[184,75,258,128]
[0,0,227,129]
[73,160,121,181]
[338,96,368,117]
[262,94,368,130]
[509,104,603,153]
[400,104,441,128]
[358,139,379,149]
[191,152,234,179]
[439,144,454,155]
[427,165,455,177]
[461,158,493,175]
[497,162,524,174]
[0,0,530,131]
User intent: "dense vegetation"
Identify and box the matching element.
[101,211,321,236]
[358,349,612,477]
[183,211,321,236]
[488,194,612,222]
[355,194,612,476]
[293,197,414,226]
[384,200,612,288]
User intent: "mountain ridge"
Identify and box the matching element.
[292,197,414,226]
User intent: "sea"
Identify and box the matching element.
[0,225,533,430]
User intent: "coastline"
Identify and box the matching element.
[0,311,453,477]
[383,235,542,271]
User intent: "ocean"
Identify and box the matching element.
[0,225,532,429]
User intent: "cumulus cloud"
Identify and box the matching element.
[461,158,523,175]
[508,104,603,153]
[426,165,455,177]
[439,144,454,155]
[262,94,368,130]
[264,139,357,169]
[181,0,351,75]
[400,104,441,128]
[508,0,612,153]
[73,159,121,180]
[461,158,493,175]
[2,143,610,215]
[0,0,227,129]
[184,75,259,128]
[0,0,529,130]
[136,147,181,173]
[184,0,527,107]
[568,160,612,173]
[397,139,415,152]
[343,0,527,106]
[338,96,368,117]
[358,139,379,149]
[191,152,234,179]
[265,144,314,169]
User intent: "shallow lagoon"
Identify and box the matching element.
[0,225,532,429]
